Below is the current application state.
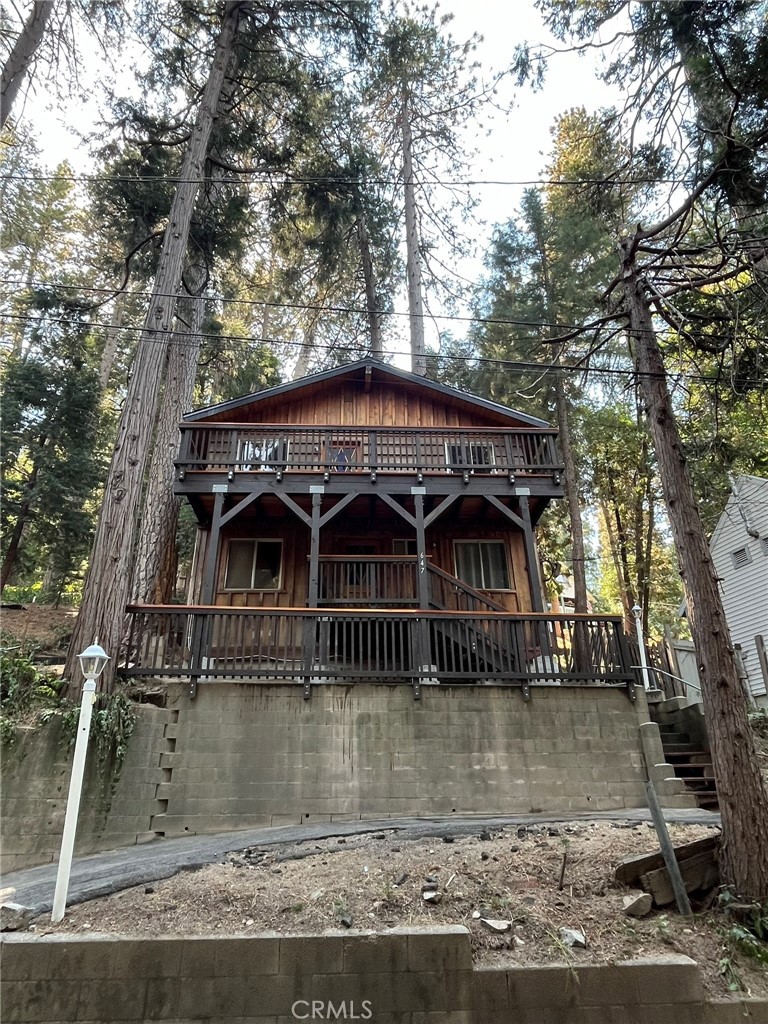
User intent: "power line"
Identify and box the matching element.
[4,279,616,334]
[0,171,689,188]
[6,278,767,351]
[2,310,762,388]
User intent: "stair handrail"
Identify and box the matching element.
[426,563,508,613]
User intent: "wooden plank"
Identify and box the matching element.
[640,849,720,907]
[615,834,719,886]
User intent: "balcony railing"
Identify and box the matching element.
[123,606,634,697]
[176,424,562,481]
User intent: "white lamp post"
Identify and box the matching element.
[632,605,652,691]
[51,642,110,923]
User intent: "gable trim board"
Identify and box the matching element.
[183,358,552,429]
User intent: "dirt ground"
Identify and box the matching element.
[0,605,78,651]
[38,820,768,999]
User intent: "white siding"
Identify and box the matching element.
[710,476,768,696]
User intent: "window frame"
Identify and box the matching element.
[453,539,511,591]
[444,440,497,474]
[223,538,284,591]
[237,436,290,472]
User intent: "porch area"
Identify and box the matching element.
[122,605,635,699]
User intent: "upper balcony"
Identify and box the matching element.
[175,423,564,491]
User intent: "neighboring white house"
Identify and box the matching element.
[708,475,768,703]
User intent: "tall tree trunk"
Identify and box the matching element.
[292,320,317,380]
[600,497,634,633]
[401,91,426,375]
[356,214,383,356]
[63,1,243,690]
[553,371,588,612]
[98,291,127,390]
[132,286,204,605]
[1,1,53,128]
[1,454,42,593]
[622,240,768,900]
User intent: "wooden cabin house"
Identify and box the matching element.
[125,360,633,698]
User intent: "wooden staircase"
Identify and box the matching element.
[657,723,719,810]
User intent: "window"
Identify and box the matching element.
[731,546,752,570]
[445,441,496,473]
[454,541,510,590]
[393,539,418,555]
[224,540,282,590]
[327,444,358,472]
[761,537,768,557]
[237,437,289,472]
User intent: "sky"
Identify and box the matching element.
[6,0,619,366]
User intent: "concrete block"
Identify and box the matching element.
[0,938,52,980]
[280,935,344,975]
[617,957,704,1004]
[143,977,181,1019]
[508,965,576,1008]
[108,938,184,979]
[76,978,148,1020]
[471,966,510,1022]
[343,934,408,974]
[404,927,472,974]
[176,977,247,1019]
[1,979,81,1022]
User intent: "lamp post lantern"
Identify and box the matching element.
[632,605,652,691]
[51,642,110,923]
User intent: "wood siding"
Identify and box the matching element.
[198,380,534,430]
[709,476,768,696]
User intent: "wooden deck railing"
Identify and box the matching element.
[318,556,419,606]
[123,605,634,697]
[176,424,562,480]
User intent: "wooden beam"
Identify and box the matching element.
[200,491,224,605]
[484,494,525,529]
[378,492,416,527]
[319,492,357,528]
[274,490,312,528]
[519,494,544,612]
[220,486,267,527]
[424,493,461,529]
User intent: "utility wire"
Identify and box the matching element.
[0,171,693,188]
[5,279,766,350]
[2,311,761,388]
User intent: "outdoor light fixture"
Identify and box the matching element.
[632,605,652,691]
[76,642,110,681]
[51,642,110,923]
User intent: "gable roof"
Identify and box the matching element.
[709,474,768,552]
[184,358,552,428]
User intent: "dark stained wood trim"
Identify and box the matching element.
[484,495,525,530]
[519,495,544,613]
[200,491,224,604]
[273,490,312,528]
[219,486,267,527]
[424,494,461,529]
[378,492,417,527]
[319,492,358,528]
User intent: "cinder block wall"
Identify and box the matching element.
[1,683,692,870]
[2,930,762,1023]
[0,707,173,873]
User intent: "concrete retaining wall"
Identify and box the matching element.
[1,683,693,872]
[2,929,764,1023]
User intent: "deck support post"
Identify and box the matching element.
[519,494,544,613]
[189,490,225,698]
[413,489,433,696]
[303,489,323,698]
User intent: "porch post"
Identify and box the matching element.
[303,487,323,698]
[519,494,544,613]
[201,490,225,605]
[413,488,432,694]
[190,489,225,697]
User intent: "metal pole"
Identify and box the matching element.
[632,604,652,691]
[51,679,97,922]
